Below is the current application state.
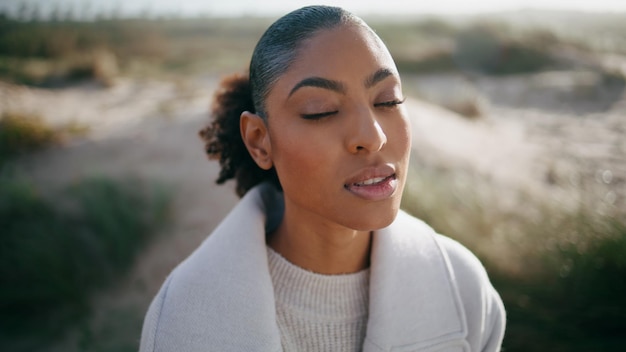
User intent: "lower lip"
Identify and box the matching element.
[344,176,398,201]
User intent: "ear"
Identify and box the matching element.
[240,111,273,170]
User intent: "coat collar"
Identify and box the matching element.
[192,183,467,351]
[365,211,468,351]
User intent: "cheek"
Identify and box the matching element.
[386,113,412,159]
[400,110,412,150]
[269,124,337,188]
[402,120,412,159]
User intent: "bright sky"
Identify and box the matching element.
[4,0,626,18]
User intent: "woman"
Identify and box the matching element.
[140,5,505,352]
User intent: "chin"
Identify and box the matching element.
[344,205,400,232]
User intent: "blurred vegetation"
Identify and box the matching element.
[0,93,170,350]
[0,173,171,349]
[0,111,60,163]
[2,7,623,123]
[374,17,626,78]
[0,11,269,85]
[1,9,625,86]
[402,165,626,351]
[453,25,555,75]
[0,111,88,166]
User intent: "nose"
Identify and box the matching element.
[345,107,387,154]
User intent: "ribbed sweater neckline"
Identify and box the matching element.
[267,246,370,321]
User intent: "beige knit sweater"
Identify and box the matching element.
[267,247,369,352]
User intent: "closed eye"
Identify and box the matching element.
[301,111,338,120]
[300,98,404,120]
[374,98,405,108]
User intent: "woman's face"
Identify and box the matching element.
[264,23,411,232]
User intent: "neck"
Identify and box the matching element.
[268,204,372,275]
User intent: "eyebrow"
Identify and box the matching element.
[365,68,394,88]
[288,77,346,97]
[288,67,396,97]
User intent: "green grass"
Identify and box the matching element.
[74,304,146,352]
[0,174,171,350]
[401,164,626,351]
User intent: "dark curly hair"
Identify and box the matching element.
[199,5,366,197]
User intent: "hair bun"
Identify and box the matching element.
[200,73,278,197]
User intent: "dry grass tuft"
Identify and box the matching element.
[0,111,60,163]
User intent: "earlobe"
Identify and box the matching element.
[240,111,273,170]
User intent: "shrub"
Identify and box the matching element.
[454,25,555,75]
[0,112,60,164]
[491,214,626,351]
[0,16,156,85]
[395,46,458,74]
[0,175,170,337]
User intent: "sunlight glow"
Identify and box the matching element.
[4,0,626,19]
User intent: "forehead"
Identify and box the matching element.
[271,24,397,95]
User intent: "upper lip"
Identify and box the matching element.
[344,164,396,186]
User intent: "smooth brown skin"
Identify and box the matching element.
[240,23,411,275]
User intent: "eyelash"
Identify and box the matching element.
[301,111,338,120]
[375,98,405,108]
[301,98,405,120]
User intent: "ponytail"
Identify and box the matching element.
[199,73,279,197]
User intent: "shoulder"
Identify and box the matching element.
[394,211,506,351]
[139,184,282,351]
[434,234,491,286]
[387,210,502,308]
[434,234,506,351]
[394,211,494,291]
[139,274,173,352]
[432,234,499,315]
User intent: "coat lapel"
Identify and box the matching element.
[161,183,283,351]
[364,211,469,351]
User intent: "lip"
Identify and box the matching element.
[344,164,398,201]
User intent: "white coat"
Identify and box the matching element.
[140,183,505,351]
